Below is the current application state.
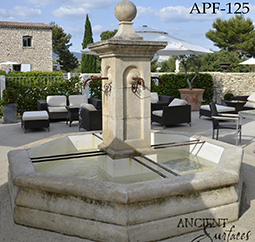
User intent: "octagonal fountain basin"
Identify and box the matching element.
[8,132,243,242]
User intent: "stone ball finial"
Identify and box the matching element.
[114,0,137,22]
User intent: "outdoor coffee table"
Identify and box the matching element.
[66,106,80,127]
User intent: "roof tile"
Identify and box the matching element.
[0,21,52,29]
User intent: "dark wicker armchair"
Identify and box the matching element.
[151,99,191,128]
[79,98,102,131]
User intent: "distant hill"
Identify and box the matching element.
[72,52,82,61]
[53,52,82,62]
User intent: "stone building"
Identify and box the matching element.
[0,21,52,72]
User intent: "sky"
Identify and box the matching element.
[1,0,255,53]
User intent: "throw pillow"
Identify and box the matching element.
[247,93,255,103]
[151,92,159,103]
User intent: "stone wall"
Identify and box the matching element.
[209,72,255,103]
[0,26,52,72]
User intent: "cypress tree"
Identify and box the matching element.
[81,14,97,73]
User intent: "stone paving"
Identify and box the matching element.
[0,112,255,241]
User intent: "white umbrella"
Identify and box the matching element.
[135,25,213,56]
[81,25,213,56]
[239,58,255,72]
[0,61,20,65]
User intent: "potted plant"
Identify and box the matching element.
[178,55,205,111]
[2,87,18,123]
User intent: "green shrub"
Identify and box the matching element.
[224,92,234,100]
[8,70,63,77]
[2,87,18,104]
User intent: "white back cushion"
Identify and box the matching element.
[168,98,187,107]
[47,96,66,107]
[151,92,159,103]
[244,101,255,108]
[69,95,83,106]
[247,93,255,103]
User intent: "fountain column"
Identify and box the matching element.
[87,0,167,159]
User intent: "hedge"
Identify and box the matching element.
[89,73,214,104]
[4,75,82,115]
[151,73,214,104]
[0,72,214,116]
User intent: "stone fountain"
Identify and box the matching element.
[8,1,243,241]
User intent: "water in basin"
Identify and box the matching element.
[33,148,216,184]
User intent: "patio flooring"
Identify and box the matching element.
[0,111,255,241]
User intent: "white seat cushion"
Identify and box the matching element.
[47,96,66,107]
[22,111,49,121]
[151,92,159,103]
[200,104,235,112]
[48,107,68,113]
[69,95,84,106]
[168,98,187,107]
[152,110,163,117]
[247,93,255,103]
[244,101,255,108]
[80,103,97,111]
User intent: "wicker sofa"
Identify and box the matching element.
[199,104,236,118]
[229,94,255,111]
[151,98,191,128]
[200,93,255,118]
[37,95,87,121]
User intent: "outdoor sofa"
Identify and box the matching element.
[200,92,255,118]
[199,104,236,118]
[37,95,87,121]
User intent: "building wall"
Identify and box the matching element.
[0,25,52,72]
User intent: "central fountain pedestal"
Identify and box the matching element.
[87,0,166,159]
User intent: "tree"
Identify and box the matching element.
[50,22,78,72]
[151,57,159,72]
[178,55,202,90]
[100,30,118,40]
[206,15,255,57]
[81,14,97,73]
[199,50,250,72]
[159,56,176,72]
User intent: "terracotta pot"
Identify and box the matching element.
[179,88,204,111]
